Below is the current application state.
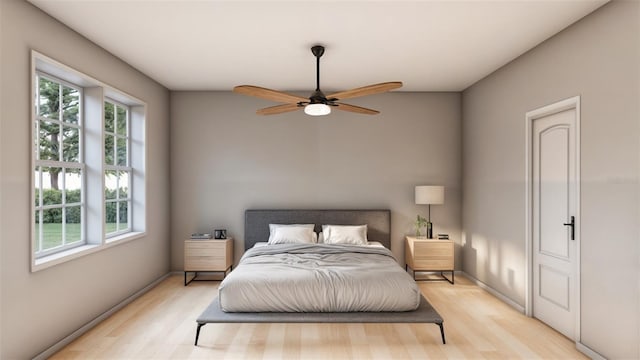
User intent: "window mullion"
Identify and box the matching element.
[116,173,120,231]
[126,110,130,167]
[38,167,43,253]
[35,76,40,162]
[38,210,43,254]
[58,84,63,162]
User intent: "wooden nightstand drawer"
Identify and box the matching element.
[413,258,454,270]
[185,256,227,271]
[185,245,227,257]
[414,242,452,258]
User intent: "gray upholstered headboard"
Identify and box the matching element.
[244,209,391,250]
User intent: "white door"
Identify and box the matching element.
[532,107,578,340]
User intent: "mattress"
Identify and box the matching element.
[218,243,421,312]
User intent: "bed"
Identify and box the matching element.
[194,209,445,345]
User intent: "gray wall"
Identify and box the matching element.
[170,92,462,269]
[0,1,171,358]
[462,1,639,358]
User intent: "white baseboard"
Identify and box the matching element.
[576,342,607,360]
[460,271,526,313]
[33,273,171,360]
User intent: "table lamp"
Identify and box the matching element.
[415,185,444,239]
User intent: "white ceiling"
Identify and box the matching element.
[28,0,608,92]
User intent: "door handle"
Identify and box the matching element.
[563,216,575,240]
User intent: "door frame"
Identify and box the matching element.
[524,96,581,342]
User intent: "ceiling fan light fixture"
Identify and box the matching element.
[304,103,331,116]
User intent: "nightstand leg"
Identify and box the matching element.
[442,271,454,285]
[185,272,198,286]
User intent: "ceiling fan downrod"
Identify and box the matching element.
[311,45,324,92]
[307,45,329,105]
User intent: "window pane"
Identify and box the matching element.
[104,102,114,133]
[116,106,127,136]
[39,120,60,161]
[65,170,82,205]
[34,210,42,253]
[43,206,62,223]
[117,137,127,166]
[34,167,41,207]
[105,170,117,200]
[42,207,63,250]
[38,77,59,120]
[41,167,63,203]
[105,135,114,165]
[105,201,117,233]
[63,125,79,162]
[65,206,82,243]
[118,201,129,231]
[62,86,79,124]
[34,120,39,160]
[119,171,129,199]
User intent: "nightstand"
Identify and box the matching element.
[405,236,454,284]
[184,238,233,286]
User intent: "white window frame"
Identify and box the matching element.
[31,51,147,272]
[104,99,132,238]
[33,72,86,258]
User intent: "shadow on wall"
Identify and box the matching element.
[462,231,524,305]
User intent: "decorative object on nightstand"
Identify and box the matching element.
[415,185,445,239]
[405,236,454,284]
[191,233,213,239]
[214,229,227,239]
[184,238,233,286]
[414,215,428,238]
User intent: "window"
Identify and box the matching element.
[34,74,84,257]
[104,100,131,237]
[32,51,146,271]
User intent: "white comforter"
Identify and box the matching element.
[218,243,421,312]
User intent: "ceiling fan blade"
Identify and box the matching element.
[335,102,380,115]
[233,85,308,104]
[328,82,403,101]
[256,103,302,115]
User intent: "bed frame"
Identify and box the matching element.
[194,209,445,346]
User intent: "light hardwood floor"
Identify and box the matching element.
[51,274,586,359]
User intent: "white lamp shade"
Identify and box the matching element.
[304,103,331,116]
[415,185,444,205]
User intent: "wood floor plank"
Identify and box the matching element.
[50,274,587,359]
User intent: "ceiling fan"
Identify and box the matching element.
[233,45,403,116]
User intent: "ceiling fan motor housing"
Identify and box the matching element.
[309,89,329,104]
[311,45,325,58]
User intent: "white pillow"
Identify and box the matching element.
[317,232,324,243]
[269,226,317,245]
[322,225,368,245]
[268,224,315,243]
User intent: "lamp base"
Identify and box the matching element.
[426,222,433,239]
